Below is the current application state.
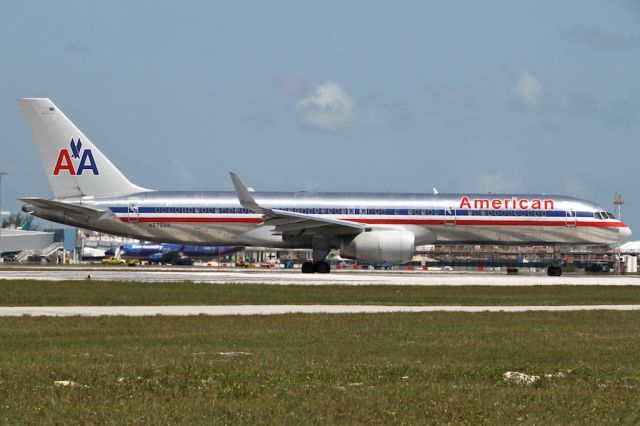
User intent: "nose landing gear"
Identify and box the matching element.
[547,265,562,276]
[547,245,565,276]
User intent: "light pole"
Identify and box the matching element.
[613,192,624,221]
[0,172,7,257]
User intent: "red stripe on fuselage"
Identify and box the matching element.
[348,219,627,227]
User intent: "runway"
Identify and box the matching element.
[1,304,640,316]
[1,266,639,285]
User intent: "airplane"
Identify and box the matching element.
[18,98,632,276]
[105,243,241,264]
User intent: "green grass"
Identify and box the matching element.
[1,312,640,423]
[1,280,640,306]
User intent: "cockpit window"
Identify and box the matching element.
[595,211,617,220]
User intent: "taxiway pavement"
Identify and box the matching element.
[1,304,640,316]
[0,267,639,286]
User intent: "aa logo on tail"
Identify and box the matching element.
[53,139,99,176]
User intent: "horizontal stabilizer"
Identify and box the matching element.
[21,197,107,219]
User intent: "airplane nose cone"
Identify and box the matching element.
[619,226,632,243]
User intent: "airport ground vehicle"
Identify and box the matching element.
[171,257,195,266]
[101,257,126,265]
[584,263,612,273]
[18,98,631,275]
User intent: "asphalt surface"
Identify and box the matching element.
[0,266,639,285]
[1,304,640,316]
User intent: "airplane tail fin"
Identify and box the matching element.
[18,98,151,198]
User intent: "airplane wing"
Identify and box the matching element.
[229,172,367,236]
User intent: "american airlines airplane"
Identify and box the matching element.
[18,98,631,276]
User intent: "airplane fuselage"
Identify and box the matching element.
[26,190,630,248]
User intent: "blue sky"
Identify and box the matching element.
[1,1,639,233]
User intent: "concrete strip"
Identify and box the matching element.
[1,305,640,316]
[1,268,640,286]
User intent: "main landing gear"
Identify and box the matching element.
[301,261,331,274]
[546,245,564,276]
[302,242,332,273]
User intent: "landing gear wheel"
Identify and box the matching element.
[547,266,562,276]
[314,261,331,274]
[301,262,315,274]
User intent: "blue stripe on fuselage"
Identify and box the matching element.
[109,206,595,218]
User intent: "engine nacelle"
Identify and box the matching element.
[340,230,415,265]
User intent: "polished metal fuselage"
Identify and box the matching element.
[28,190,631,248]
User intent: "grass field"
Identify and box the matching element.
[1,280,639,423]
[1,280,640,306]
[1,312,640,424]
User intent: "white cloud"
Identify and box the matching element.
[510,64,543,109]
[275,78,401,131]
[294,81,356,130]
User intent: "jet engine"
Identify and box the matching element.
[340,230,415,264]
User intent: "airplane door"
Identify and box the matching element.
[128,199,139,223]
[444,207,456,225]
[565,209,576,227]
